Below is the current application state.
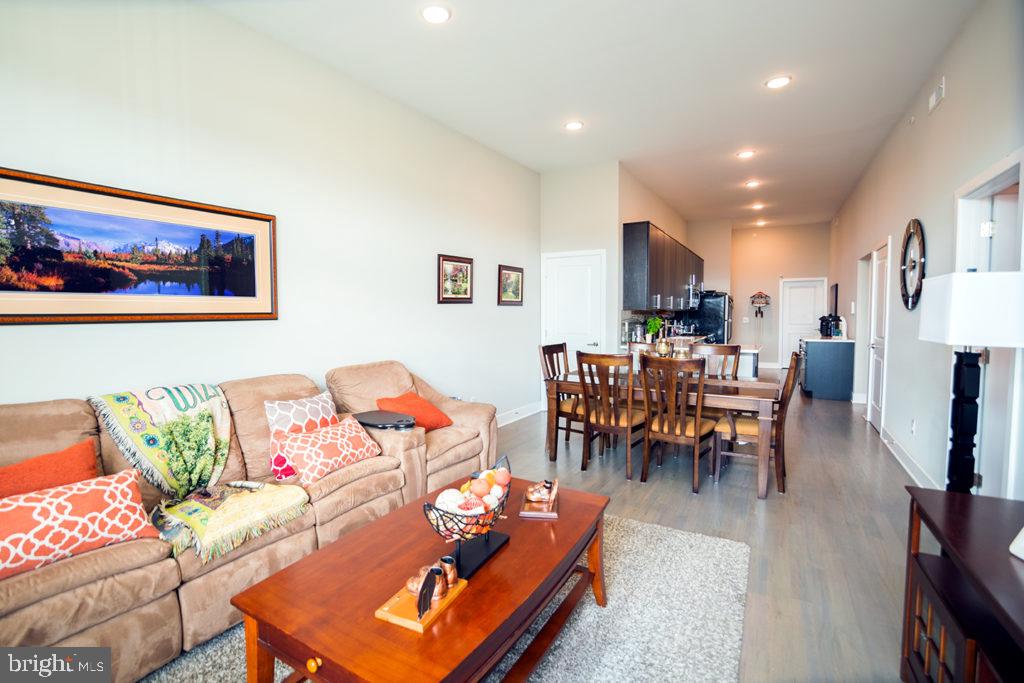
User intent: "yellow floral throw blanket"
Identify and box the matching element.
[89,384,231,499]
[90,384,309,562]
[151,482,309,562]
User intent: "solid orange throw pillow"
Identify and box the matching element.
[0,439,98,498]
[376,392,453,432]
[0,469,159,580]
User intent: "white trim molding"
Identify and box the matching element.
[497,400,545,427]
[882,428,940,489]
[851,392,867,404]
[758,361,781,370]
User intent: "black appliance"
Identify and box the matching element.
[819,314,841,338]
[689,291,732,344]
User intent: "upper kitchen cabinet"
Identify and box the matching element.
[622,221,704,311]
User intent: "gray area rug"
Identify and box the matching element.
[144,515,749,682]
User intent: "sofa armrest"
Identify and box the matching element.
[413,374,498,471]
[364,426,427,503]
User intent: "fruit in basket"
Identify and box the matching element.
[435,489,466,513]
[493,467,511,486]
[458,495,486,515]
[469,478,491,498]
[482,493,499,511]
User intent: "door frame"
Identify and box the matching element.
[539,248,607,351]
[952,147,1024,497]
[777,276,828,366]
[865,237,893,432]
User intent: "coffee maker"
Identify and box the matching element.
[818,314,841,338]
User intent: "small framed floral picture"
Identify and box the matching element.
[437,254,473,303]
[497,264,523,306]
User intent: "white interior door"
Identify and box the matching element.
[780,278,826,361]
[541,251,605,368]
[975,184,1020,495]
[867,244,889,432]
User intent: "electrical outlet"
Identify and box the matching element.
[742,317,750,324]
[850,301,856,316]
[910,419,917,435]
[981,221,995,238]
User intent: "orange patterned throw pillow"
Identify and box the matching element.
[264,391,341,480]
[0,469,159,580]
[278,416,381,486]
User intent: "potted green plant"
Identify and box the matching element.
[645,316,663,343]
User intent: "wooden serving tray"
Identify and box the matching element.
[520,494,559,520]
[374,578,468,634]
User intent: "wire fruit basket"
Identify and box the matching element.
[422,456,511,543]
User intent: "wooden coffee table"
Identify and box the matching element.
[231,477,609,682]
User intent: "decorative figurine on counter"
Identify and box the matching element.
[521,479,560,520]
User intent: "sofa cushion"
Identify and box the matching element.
[376,392,453,431]
[56,592,182,683]
[0,398,100,470]
[0,537,172,618]
[315,491,404,547]
[178,526,316,650]
[301,454,403,503]
[0,470,159,581]
[219,374,321,482]
[0,438,97,498]
[325,360,415,413]
[175,508,314,582]
[425,426,483,474]
[311,468,405,530]
[0,557,179,646]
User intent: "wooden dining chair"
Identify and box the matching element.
[713,351,801,493]
[539,343,585,452]
[688,343,741,379]
[639,355,718,492]
[576,352,646,480]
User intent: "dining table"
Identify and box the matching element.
[544,372,783,499]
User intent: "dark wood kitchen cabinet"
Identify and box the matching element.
[622,221,704,311]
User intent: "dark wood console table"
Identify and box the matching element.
[902,487,1024,682]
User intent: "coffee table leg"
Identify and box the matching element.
[244,615,274,683]
[588,515,607,607]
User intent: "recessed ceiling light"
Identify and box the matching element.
[563,120,584,131]
[755,219,767,226]
[735,149,756,159]
[751,203,765,210]
[744,179,761,189]
[421,6,451,23]
[765,75,792,89]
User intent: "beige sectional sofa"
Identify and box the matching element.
[0,361,497,682]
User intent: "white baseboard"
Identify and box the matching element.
[497,400,545,427]
[851,392,867,404]
[881,428,940,489]
[759,361,781,369]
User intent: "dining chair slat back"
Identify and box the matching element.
[688,343,741,379]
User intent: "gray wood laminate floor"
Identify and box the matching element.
[499,383,911,682]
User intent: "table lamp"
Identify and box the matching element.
[918,271,1024,494]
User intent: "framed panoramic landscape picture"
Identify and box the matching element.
[0,168,277,324]
[497,264,523,306]
[437,254,473,304]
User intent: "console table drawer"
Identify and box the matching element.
[906,555,974,682]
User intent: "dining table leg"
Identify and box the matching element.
[756,398,772,499]
[545,380,558,461]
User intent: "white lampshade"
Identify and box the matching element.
[918,272,1024,348]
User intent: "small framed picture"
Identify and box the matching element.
[497,264,523,306]
[437,254,473,304]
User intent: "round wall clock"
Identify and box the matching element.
[900,219,926,310]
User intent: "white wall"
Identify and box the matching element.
[731,223,831,363]
[619,164,687,245]
[539,162,620,351]
[0,1,541,414]
[829,0,1024,487]
[686,220,733,292]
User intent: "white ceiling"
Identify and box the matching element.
[212,0,977,226]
